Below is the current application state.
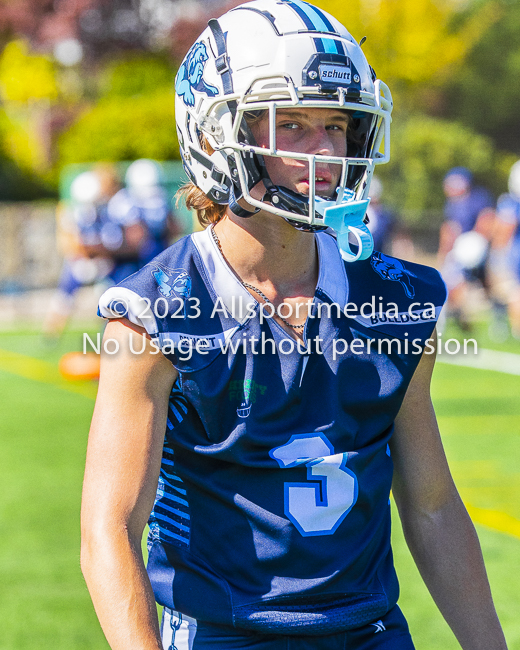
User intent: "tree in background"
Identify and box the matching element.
[0,0,519,216]
[441,0,520,156]
[317,0,500,106]
[0,40,57,168]
[0,0,196,196]
[58,55,178,164]
[314,0,513,219]
[376,115,516,224]
[0,39,58,198]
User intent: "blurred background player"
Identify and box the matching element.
[107,158,180,269]
[43,165,122,342]
[491,160,520,339]
[437,166,499,331]
[43,160,180,344]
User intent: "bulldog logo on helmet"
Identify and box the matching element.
[175,41,219,107]
[371,252,416,299]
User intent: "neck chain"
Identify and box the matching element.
[211,226,306,330]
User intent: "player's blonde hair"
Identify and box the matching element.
[176,183,227,227]
[176,131,228,226]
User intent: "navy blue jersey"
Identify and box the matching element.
[98,228,446,635]
[366,204,396,254]
[108,187,171,263]
[444,186,493,233]
[73,202,124,251]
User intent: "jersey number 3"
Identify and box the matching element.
[270,433,358,537]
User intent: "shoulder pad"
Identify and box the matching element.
[343,251,447,343]
[97,234,254,372]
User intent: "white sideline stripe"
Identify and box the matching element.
[438,348,520,376]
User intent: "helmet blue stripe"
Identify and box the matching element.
[313,37,325,53]
[283,1,343,55]
[313,37,343,56]
[287,0,337,33]
[284,0,316,30]
[322,37,343,54]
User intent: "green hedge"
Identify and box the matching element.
[59,90,179,165]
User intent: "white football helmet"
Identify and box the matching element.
[126,159,162,190]
[174,0,393,260]
[70,171,102,205]
[508,160,520,200]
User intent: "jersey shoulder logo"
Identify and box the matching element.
[370,251,416,299]
[151,265,192,319]
[175,41,219,107]
[152,266,191,300]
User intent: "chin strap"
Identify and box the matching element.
[229,198,260,218]
[262,178,310,216]
[228,186,259,218]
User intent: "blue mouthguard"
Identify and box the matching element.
[315,190,374,262]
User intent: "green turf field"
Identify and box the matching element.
[0,327,519,649]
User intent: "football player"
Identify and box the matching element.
[437,167,496,331]
[44,164,144,342]
[43,168,119,342]
[107,159,181,268]
[491,160,520,339]
[81,2,507,649]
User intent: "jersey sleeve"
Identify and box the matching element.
[96,235,248,371]
[98,284,159,334]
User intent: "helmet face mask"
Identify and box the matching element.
[175,0,393,255]
[231,102,387,225]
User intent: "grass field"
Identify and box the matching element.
[0,325,519,649]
